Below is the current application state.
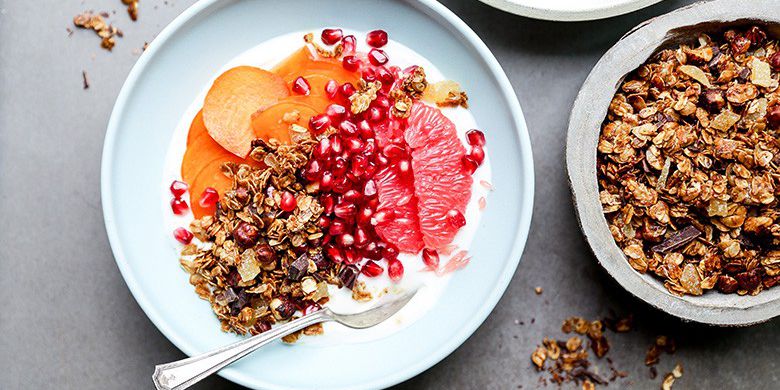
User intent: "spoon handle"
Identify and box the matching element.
[152,309,331,390]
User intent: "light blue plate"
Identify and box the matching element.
[101,1,534,388]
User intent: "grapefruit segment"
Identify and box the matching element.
[373,166,424,253]
[202,66,289,158]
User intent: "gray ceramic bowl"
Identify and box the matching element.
[567,0,780,326]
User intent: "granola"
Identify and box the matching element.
[598,26,780,297]
[73,11,123,50]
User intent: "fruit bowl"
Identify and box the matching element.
[567,0,780,326]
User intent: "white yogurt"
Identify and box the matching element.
[161,30,492,345]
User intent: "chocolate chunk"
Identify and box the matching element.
[287,253,309,281]
[309,250,329,270]
[338,265,359,289]
[651,225,701,253]
[229,289,249,316]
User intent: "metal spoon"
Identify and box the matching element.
[152,289,418,390]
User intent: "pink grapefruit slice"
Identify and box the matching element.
[374,166,425,253]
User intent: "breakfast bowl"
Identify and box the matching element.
[567,0,780,326]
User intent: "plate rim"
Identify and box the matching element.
[100,0,535,388]
[477,0,664,22]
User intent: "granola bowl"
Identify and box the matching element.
[567,0,780,326]
[101,0,533,388]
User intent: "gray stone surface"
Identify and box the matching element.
[0,0,777,389]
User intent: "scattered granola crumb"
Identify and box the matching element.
[66,27,74,37]
[121,0,139,21]
[661,365,683,390]
[82,70,90,89]
[351,281,373,302]
[646,335,676,366]
[73,11,122,51]
[534,286,543,295]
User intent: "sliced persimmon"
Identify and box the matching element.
[202,66,289,158]
[251,98,319,143]
[189,158,234,218]
[186,110,209,146]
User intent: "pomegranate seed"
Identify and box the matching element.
[367,197,380,209]
[367,106,385,123]
[362,67,377,82]
[343,189,363,204]
[320,171,334,191]
[422,248,440,270]
[342,55,361,72]
[361,260,384,277]
[326,245,345,263]
[343,249,360,265]
[376,66,395,86]
[339,120,358,136]
[366,29,388,47]
[466,129,486,146]
[357,205,374,226]
[304,303,322,316]
[357,120,374,139]
[446,209,466,228]
[314,137,331,158]
[320,194,335,214]
[397,159,411,175]
[468,145,485,165]
[325,79,339,99]
[362,138,377,157]
[170,198,189,215]
[321,28,343,45]
[462,155,479,174]
[169,180,189,198]
[342,35,357,54]
[317,215,331,229]
[371,209,395,225]
[304,160,322,181]
[363,242,383,260]
[372,95,391,109]
[329,219,348,235]
[198,187,219,208]
[309,114,332,133]
[363,179,377,197]
[173,227,193,244]
[375,154,390,166]
[351,154,368,177]
[354,227,370,246]
[345,137,364,154]
[382,144,405,159]
[340,82,356,98]
[338,233,355,247]
[326,103,347,122]
[368,48,388,66]
[334,202,357,219]
[382,243,400,260]
[292,76,311,95]
[332,158,348,177]
[280,191,297,212]
[387,259,404,281]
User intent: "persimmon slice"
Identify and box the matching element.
[202,66,289,157]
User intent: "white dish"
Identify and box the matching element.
[478,0,664,21]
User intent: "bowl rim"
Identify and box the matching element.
[100,0,535,388]
[567,0,780,326]
[476,0,663,22]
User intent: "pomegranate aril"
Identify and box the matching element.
[173,227,194,244]
[334,202,357,219]
[292,76,311,95]
[354,227,370,247]
[387,259,404,282]
[329,219,348,235]
[346,137,364,154]
[317,215,331,229]
[362,138,377,156]
[330,135,343,154]
[343,189,363,203]
[326,245,345,263]
[342,55,361,72]
[446,209,466,228]
[340,82,356,98]
[337,233,355,247]
[362,67,377,82]
[343,248,360,265]
[466,129,486,146]
[320,194,335,214]
[372,95,391,109]
[362,242,383,260]
[309,114,332,133]
[368,48,388,66]
[280,191,297,212]
[357,205,374,226]
[366,29,388,48]
[326,103,347,122]
[325,79,339,99]
[376,66,394,86]
[321,28,343,45]
[371,209,395,225]
[367,106,385,123]
[171,198,189,215]
[342,35,357,54]
[467,145,485,165]
[351,154,368,177]
[314,137,331,158]
[462,155,479,174]
[382,243,400,260]
[363,179,377,197]
[169,180,189,198]
[339,120,358,136]
[303,303,322,316]
[319,171,334,191]
[357,120,374,139]
[198,187,219,208]
[304,160,322,181]
[422,248,440,270]
[361,260,384,277]
[332,158,348,177]
[397,159,411,175]
[332,176,351,194]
